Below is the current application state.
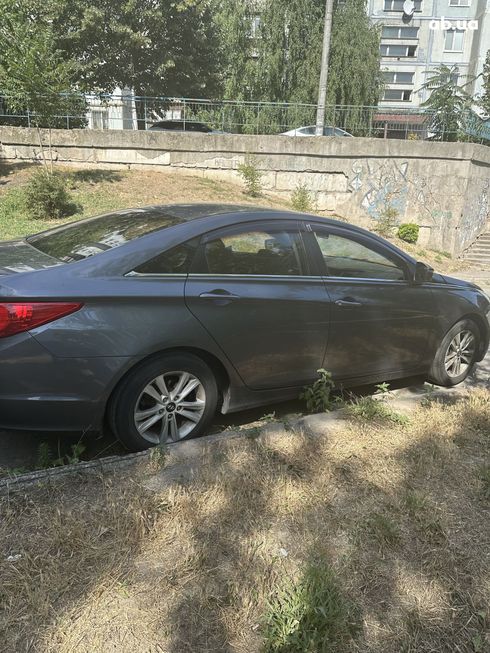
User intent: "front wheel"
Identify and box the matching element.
[428,319,480,387]
[108,353,218,451]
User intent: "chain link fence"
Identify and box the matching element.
[0,93,488,143]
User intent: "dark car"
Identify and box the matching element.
[147,120,225,133]
[0,204,488,451]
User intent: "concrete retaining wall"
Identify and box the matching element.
[1,126,489,255]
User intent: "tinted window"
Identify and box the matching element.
[27,209,183,262]
[314,232,405,280]
[134,238,199,274]
[194,227,306,276]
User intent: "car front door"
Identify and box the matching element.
[184,221,330,390]
[305,224,436,381]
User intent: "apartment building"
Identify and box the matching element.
[368,0,490,108]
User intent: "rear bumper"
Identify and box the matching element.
[0,333,134,432]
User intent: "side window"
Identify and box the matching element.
[133,238,199,274]
[193,226,306,276]
[314,232,405,281]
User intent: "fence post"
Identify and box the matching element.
[183,98,186,129]
[27,109,31,128]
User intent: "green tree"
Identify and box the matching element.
[52,0,223,127]
[0,8,83,169]
[419,65,475,142]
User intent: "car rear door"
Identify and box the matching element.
[184,220,330,390]
[304,224,436,381]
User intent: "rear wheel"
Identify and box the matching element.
[428,319,480,386]
[109,353,218,451]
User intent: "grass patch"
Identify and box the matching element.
[262,563,359,652]
[347,395,409,425]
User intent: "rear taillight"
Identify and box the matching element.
[0,302,83,338]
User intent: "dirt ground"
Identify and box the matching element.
[1,391,489,653]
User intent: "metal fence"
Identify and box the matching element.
[0,93,488,142]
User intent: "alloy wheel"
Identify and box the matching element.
[134,371,206,444]
[444,330,475,378]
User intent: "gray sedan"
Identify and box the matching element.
[0,204,488,450]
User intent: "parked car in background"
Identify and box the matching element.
[282,125,353,137]
[0,204,488,451]
[147,120,226,134]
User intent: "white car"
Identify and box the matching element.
[282,125,353,137]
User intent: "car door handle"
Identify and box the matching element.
[335,298,362,307]
[199,290,241,300]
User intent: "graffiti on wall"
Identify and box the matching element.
[349,159,410,220]
[459,178,490,252]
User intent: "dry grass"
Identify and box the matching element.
[1,390,489,652]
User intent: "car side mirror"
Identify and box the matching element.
[413,261,433,284]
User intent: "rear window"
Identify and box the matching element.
[27,208,182,263]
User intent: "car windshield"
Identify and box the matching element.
[26,208,184,263]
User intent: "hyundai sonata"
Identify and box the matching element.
[0,204,488,450]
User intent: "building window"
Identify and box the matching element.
[384,0,422,11]
[449,0,469,5]
[383,89,413,101]
[381,26,419,39]
[444,29,464,51]
[383,71,415,84]
[380,44,417,57]
[91,109,108,130]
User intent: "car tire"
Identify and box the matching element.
[428,319,480,387]
[108,352,218,451]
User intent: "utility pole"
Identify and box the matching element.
[315,0,334,136]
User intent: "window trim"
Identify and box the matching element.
[381,26,419,39]
[304,224,411,283]
[382,71,415,85]
[380,44,417,58]
[188,220,311,278]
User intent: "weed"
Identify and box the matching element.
[374,382,390,395]
[348,396,409,425]
[237,154,262,197]
[291,183,315,213]
[36,440,86,469]
[262,562,359,652]
[374,204,399,237]
[300,369,335,413]
[149,445,167,469]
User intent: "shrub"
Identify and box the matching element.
[374,204,399,237]
[291,182,315,212]
[397,222,420,244]
[24,170,73,219]
[237,155,262,197]
[299,368,334,413]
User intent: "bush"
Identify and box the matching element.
[291,182,315,212]
[374,204,399,238]
[237,154,262,197]
[397,222,420,244]
[299,368,334,413]
[24,170,73,219]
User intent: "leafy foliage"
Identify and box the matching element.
[237,155,263,197]
[25,170,74,220]
[291,183,315,213]
[398,223,420,244]
[300,368,335,413]
[419,65,475,142]
[480,50,490,117]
